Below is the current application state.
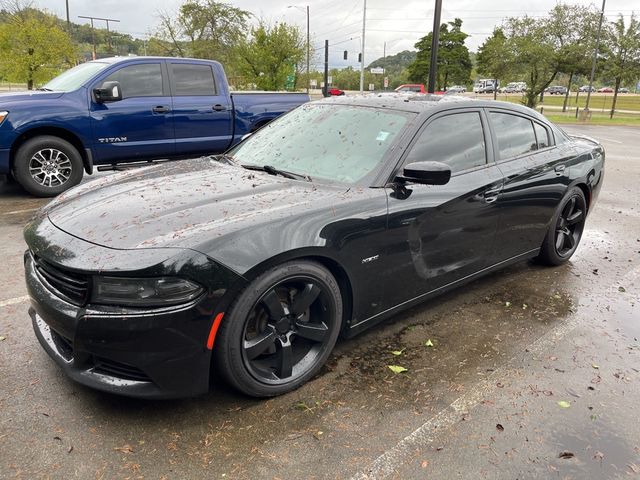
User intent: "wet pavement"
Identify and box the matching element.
[0,124,638,479]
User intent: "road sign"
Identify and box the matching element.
[369,83,375,91]
[384,77,389,88]
[370,67,384,74]
[327,75,333,85]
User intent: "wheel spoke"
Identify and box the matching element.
[291,283,321,316]
[261,289,286,320]
[295,320,328,342]
[562,197,576,219]
[555,230,565,251]
[276,338,293,378]
[565,231,576,249]
[244,330,276,360]
[566,209,583,225]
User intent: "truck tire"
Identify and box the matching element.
[13,136,84,197]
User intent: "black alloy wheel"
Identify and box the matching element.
[538,186,587,265]
[215,261,342,397]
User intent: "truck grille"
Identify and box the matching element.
[33,254,89,306]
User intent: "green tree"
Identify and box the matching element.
[546,4,600,111]
[476,28,512,99]
[235,22,305,91]
[407,18,472,90]
[502,16,558,108]
[0,4,76,89]
[155,0,250,67]
[602,13,640,118]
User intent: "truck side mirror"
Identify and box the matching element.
[93,81,122,103]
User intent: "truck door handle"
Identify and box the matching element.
[212,104,226,111]
[152,106,170,114]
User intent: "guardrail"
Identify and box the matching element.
[0,82,28,92]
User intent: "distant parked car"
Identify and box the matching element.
[546,85,568,95]
[597,87,613,93]
[446,85,466,94]
[395,84,427,93]
[326,87,345,96]
[618,87,630,93]
[579,85,596,92]
[500,82,527,93]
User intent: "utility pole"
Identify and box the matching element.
[323,39,329,97]
[584,0,606,116]
[79,15,121,59]
[427,0,443,93]
[306,6,310,94]
[65,0,70,34]
[359,0,367,93]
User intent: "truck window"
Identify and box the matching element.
[102,63,163,98]
[171,64,216,96]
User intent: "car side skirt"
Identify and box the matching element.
[344,247,541,338]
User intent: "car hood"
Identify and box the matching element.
[0,90,64,104]
[45,158,350,252]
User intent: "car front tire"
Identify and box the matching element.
[13,136,84,197]
[214,260,342,397]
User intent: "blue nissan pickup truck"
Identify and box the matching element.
[0,56,309,196]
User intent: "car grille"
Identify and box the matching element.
[33,254,89,306]
[92,357,151,382]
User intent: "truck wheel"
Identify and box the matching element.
[13,136,84,197]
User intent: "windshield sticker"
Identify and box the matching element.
[376,131,390,142]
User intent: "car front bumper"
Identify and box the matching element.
[24,218,245,399]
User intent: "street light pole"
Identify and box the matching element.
[584,0,606,115]
[359,0,367,93]
[288,5,310,93]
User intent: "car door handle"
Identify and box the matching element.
[554,164,566,174]
[212,104,226,111]
[152,106,170,114]
[483,186,502,204]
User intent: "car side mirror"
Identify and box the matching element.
[398,161,451,185]
[93,81,122,103]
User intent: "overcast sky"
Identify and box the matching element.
[36,0,638,69]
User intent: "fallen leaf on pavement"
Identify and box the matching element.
[114,444,134,454]
[425,339,434,347]
[496,424,504,432]
[559,451,575,459]
[388,365,408,374]
[557,401,571,408]
[390,349,405,356]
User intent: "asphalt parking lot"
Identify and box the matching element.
[0,124,639,479]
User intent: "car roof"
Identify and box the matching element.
[315,93,547,118]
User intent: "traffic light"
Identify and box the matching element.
[358,53,362,62]
[343,50,348,60]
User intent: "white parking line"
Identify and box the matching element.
[349,266,640,480]
[1,207,39,215]
[0,295,29,308]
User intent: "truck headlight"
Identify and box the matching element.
[91,276,203,307]
[0,111,8,125]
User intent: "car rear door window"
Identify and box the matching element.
[534,122,550,149]
[102,63,163,98]
[490,112,538,159]
[405,112,487,173]
[171,64,216,96]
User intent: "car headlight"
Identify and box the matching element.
[0,111,8,125]
[91,276,204,307]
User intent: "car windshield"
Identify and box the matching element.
[229,103,412,184]
[42,62,110,92]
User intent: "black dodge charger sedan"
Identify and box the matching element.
[24,95,604,399]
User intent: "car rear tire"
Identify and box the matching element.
[214,260,342,397]
[13,136,84,197]
[537,186,587,266]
